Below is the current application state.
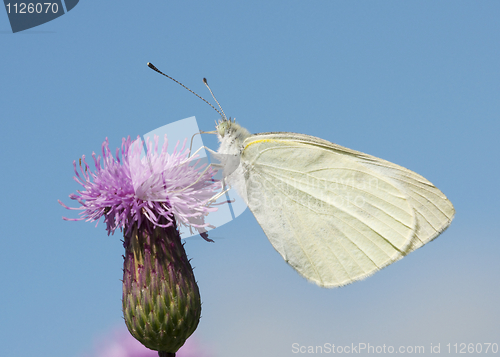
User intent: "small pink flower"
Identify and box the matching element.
[88,327,213,357]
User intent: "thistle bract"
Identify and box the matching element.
[61,136,221,355]
[123,219,201,353]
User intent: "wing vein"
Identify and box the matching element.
[256,165,412,250]
[253,169,403,259]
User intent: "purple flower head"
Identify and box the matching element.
[60,135,221,238]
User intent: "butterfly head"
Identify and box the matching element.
[216,118,250,139]
[216,117,234,138]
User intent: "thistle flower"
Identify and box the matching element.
[60,136,220,238]
[60,135,221,356]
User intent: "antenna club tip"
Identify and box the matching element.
[147,62,157,70]
[203,78,208,84]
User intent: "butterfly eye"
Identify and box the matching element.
[217,122,230,137]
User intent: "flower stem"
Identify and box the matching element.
[158,352,175,357]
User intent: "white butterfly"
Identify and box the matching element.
[213,118,455,287]
[147,63,455,288]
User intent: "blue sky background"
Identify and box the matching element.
[1,2,499,356]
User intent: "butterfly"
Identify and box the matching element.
[147,62,455,287]
[213,118,455,287]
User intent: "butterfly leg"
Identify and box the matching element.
[206,182,232,205]
[179,144,234,205]
[188,144,219,158]
[188,130,217,157]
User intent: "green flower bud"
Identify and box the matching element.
[122,221,201,355]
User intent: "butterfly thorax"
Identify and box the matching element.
[215,119,250,198]
[216,118,251,155]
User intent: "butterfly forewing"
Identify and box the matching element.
[354,155,455,253]
[238,133,454,287]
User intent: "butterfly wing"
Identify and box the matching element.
[237,132,454,287]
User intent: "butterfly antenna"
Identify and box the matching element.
[147,62,223,118]
[203,78,227,121]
